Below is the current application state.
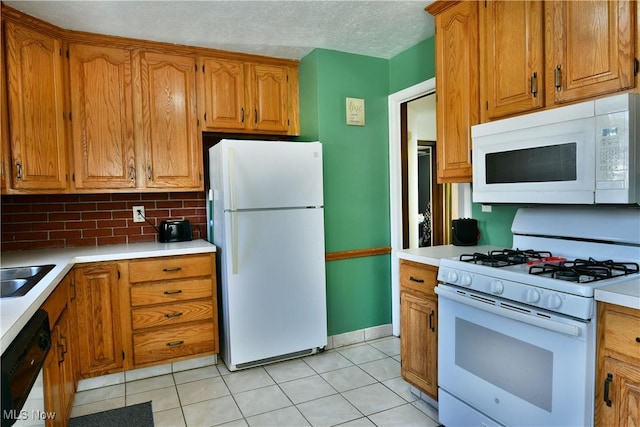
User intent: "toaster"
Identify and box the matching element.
[158,219,193,243]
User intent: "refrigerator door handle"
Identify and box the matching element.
[228,147,237,211]
[231,211,239,274]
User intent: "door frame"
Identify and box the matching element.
[388,78,435,336]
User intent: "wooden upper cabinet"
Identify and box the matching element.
[139,52,202,190]
[4,21,67,191]
[427,0,479,183]
[248,63,290,133]
[198,58,296,134]
[480,1,545,121]
[545,0,636,105]
[198,57,247,131]
[68,43,136,190]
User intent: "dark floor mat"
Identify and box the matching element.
[69,401,153,427]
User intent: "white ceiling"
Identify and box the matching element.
[4,0,436,60]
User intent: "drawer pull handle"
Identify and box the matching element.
[166,340,184,347]
[163,289,183,295]
[165,312,183,319]
[409,276,424,283]
[163,267,182,273]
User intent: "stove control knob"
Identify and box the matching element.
[526,289,541,303]
[548,294,562,309]
[461,274,472,287]
[490,280,504,295]
[448,271,459,283]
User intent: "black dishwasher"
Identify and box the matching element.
[1,309,51,427]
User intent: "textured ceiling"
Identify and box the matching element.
[4,0,436,60]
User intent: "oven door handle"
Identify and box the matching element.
[435,287,581,337]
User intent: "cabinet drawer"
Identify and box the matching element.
[400,260,437,297]
[129,254,212,283]
[601,307,640,360]
[130,278,213,306]
[133,322,216,365]
[131,300,214,330]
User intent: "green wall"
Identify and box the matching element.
[298,38,515,336]
[298,49,391,335]
[472,204,518,247]
[388,37,436,93]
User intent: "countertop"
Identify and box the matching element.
[397,244,502,266]
[594,277,640,311]
[1,239,216,352]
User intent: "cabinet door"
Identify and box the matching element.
[400,291,438,399]
[597,357,640,427]
[198,57,247,131]
[43,329,64,427]
[480,0,544,121]
[248,64,289,133]
[140,52,202,190]
[5,21,67,190]
[546,0,636,104]
[68,43,136,190]
[57,310,75,420]
[74,263,123,377]
[431,0,479,183]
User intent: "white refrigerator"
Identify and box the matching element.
[208,139,327,371]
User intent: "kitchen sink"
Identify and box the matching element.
[0,264,55,298]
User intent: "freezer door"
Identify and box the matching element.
[218,140,323,210]
[222,208,327,367]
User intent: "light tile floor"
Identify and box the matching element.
[70,337,441,427]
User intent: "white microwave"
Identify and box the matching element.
[472,93,639,205]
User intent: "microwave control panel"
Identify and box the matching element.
[595,111,632,202]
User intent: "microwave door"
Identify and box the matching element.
[472,118,596,204]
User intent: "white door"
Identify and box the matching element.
[224,207,327,367]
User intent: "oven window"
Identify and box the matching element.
[455,318,553,412]
[486,143,577,184]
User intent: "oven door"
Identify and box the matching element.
[436,285,595,427]
[472,115,596,204]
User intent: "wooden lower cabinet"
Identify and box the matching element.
[124,253,219,368]
[595,303,640,427]
[73,262,124,378]
[41,272,75,426]
[399,259,438,400]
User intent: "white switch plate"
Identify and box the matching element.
[132,206,145,222]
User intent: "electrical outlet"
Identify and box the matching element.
[132,206,145,223]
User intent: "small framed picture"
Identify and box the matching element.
[346,97,365,126]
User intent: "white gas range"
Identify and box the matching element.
[435,206,640,427]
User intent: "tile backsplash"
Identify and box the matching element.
[1,192,206,251]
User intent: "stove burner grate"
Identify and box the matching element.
[460,249,553,267]
[529,258,639,283]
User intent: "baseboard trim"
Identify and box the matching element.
[326,323,394,349]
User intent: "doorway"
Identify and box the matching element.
[402,93,444,250]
